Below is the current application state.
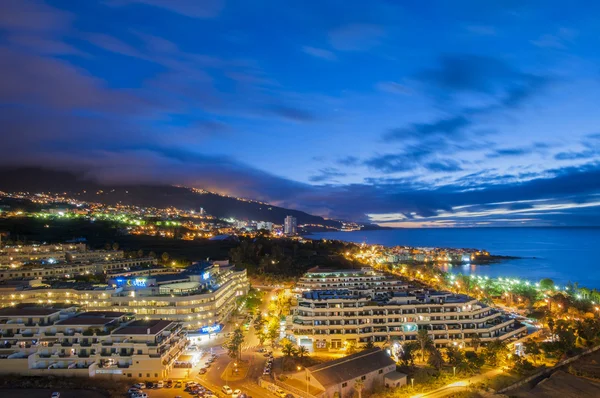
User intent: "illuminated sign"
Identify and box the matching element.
[115,278,147,288]
[199,324,223,334]
[202,272,210,280]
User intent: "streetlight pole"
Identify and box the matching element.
[453,366,456,377]
[298,366,309,397]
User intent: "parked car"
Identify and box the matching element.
[222,385,233,395]
[128,388,140,394]
[51,393,60,398]
[166,380,173,388]
[233,389,242,397]
[276,389,287,398]
[199,368,207,375]
[132,393,148,398]
[133,383,146,389]
[156,381,164,388]
[174,381,182,388]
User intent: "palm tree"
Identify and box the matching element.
[297,345,309,362]
[416,329,432,363]
[161,252,169,263]
[354,378,364,398]
[547,317,556,342]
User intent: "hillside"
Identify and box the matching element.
[0,167,343,228]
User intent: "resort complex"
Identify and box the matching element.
[290,268,527,350]
[0,305,187,380]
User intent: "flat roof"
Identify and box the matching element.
[0,306,65,317]
[56,311,127,326]
[113,320,173,335]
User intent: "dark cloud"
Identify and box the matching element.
[337,156,360,166]
[383,116,470,142]
[555,150,597,161]
[489,148,529,158]
[106,0,224,18]
[309,168,347,183]
[416,54,550,110]
[269,106,316,122]
[328,24,385,51]
[425,159,463,172]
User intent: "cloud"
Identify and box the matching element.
[328,24,385,51]
[415,54,551,112]
[302,46,336,61]
[269,106,316,122]
[0,47,144,112]
[531,28,577,49]
[106,0,224,18]
[465,25,496,36]
[309,168,347,183]
[383,116,471,142]
[0,0,72,32]
[376,81,411,95]
[425,159,463,173]
[337,156,360,166]
[489,147,529,158]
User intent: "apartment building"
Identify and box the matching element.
[0,243,123,266]
[290,269,527,351]
[0,305,186,380]
[0,264,249,331]
[0,257,158,281]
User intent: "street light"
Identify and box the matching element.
[298,366,309,396]
[453,366,456,377]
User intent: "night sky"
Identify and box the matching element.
[2,0,600,227]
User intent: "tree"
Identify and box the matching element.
[354,378,364,398]
[471,335,482,353]
[524,341,541,365]
[281,338,297,368]
[362,340,375,350]
[427,346,444,370]
[137,249,144,258]
[297,345,309,363]
[464,351,484,373]
[416,329,432,363]
[547,317,556,342]
[540,278,555,291]
[267,320,279,348]
[112,242,119,251]
[253,314,267,346]
[483,339,509,367]
[399,342,419,367]
[148,251,156,259]
[346,340,358,355]
[445,345,464,368]
[161,252,170,263]
[225,328,244,360]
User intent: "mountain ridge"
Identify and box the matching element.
[0,167,348,228]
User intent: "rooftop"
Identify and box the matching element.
[112,320,173,335]
[55,311,127,326]
[0,305,69,317]
[308,348,395,388]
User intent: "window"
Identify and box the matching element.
[138,373,142,377]
[379,370,383,374]
[146,373,150,377]
[155,373,158,377]
[127,374,132,377]
[361,376,366,381]
[342,383,347,388]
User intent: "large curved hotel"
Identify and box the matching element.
[291,268,527,351]
[0,262,249,331]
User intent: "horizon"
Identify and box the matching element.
[2,1,600,227]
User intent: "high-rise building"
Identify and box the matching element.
[284,215,297,235]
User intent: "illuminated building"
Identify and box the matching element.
[0,306,186,380]
[284,215,297,236]
[290,269,527,351]
[0,263,249,332]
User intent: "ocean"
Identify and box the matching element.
[309,227,600,289]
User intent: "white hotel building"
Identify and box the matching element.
[290,268,527,351]
[0,306,187,380]
[0,264,249,333]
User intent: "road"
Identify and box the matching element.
[193,288,280,398]
[411,368,503,398]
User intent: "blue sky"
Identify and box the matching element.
[2,0,600,227]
